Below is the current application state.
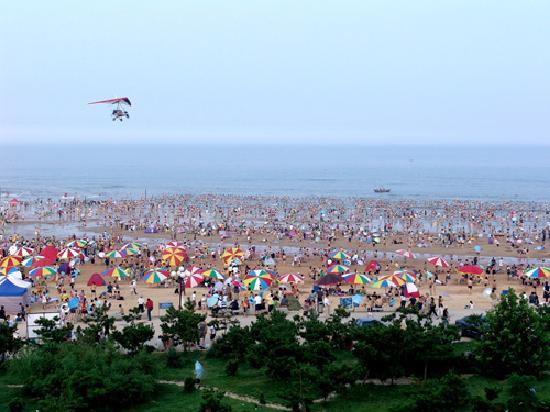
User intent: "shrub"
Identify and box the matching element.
[183,376,196,393]
[166,347,182,368]
[225,358,240,376]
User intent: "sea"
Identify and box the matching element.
[1,145,549,202]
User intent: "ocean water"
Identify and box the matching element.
[0,145,549,201]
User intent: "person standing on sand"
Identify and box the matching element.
[137,296,145,313]
[131,279,137,295]
[145,298,154,321]
[467,277,473,294]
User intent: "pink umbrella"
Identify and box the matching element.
[10,246,34,257]
[57,247,80,260]
[278,273,304,283]
[427,256,449,268]
[184,273,204,288]
[395,249,417,259]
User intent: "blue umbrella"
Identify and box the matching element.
[68,297,79,310]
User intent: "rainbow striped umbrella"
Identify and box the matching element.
[327,264,349,274]
[10,246,34,257]
[342,273,371,284]
[106,250,124,259]
[57,247,80,260]
[244,276,271,290]
[248,269,274,279]
[121,247,140,257]
[162,247,187,266]
[29,266,57,279]
[121,242,143,251]
[202,268,224,280]
[278,273,304,283]
[184,273,204,288]
[371,275,405,288]
[330,251,350,260]
[143,269,168,284]
[525,267,550,279]
[67,240,88,248]
[101,266,129,279]
[393,269,417,282]
[22,255,46,267]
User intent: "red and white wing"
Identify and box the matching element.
[88,97,131,106]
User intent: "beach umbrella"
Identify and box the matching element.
[263,257,276,266]
[342,273,371,284]
[57,247,80,260]
[458,265,484,276]
[165,241,183,249]
[184,273,204,288]
[0,256,21,272]
[120,247,140,257]
[395,249,417,259]
[316,274,342,286]
[67,239,88,248]
[393,269,417,282]
[375,275,406,287]
[29,266,57,279]
[370,278,398,288]
[221,246,244,264]
[525,267,550,279]
[40,245,59,261]
[427,256,449,268]
[243,276,271,290]
[202,268,224,280]
[87,273,106,287]
[21,255,46,267]
[143,269,168,284]
[330,251,350,261]
[248,269,274,279]
[186,266,204,276]
[473,245,482,253]
[101,266,129,279]
[106,250,124,259]
[327,264,349,274]
[6,267,22,279]
[121,242,143,251]
[365,259,378,272]
[10,246,33,257]
[278,273,304,283]
[68,297,79,310]
[162,247,187,266]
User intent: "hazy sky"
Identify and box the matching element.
[1,0,549,145]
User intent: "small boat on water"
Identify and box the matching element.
[374,187,391,193]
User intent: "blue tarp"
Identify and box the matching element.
[0,277,28,297]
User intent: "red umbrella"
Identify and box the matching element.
[316,274,342,286]
[40,245,59,261]
[427,256,449,268]
[458,265,484,275]
[365,259,378,272]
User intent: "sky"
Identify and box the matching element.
[0,0,549,145]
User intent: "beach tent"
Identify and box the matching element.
[404,282,420,298]
[0,276,30,313]
[87,273,106,287]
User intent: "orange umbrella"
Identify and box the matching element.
[162,247,186,266]
[221,247,244,264]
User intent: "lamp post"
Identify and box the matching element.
[175,267,186,309]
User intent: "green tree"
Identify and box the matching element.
[160,306,206,352]
[476,289,548,378]
[208,324,253,360]
[0,321,22,365]
[198,389,232,412]
[34,316,74,344]
[76,306,115,344]
[112,308,154,355]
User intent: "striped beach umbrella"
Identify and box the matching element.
[106,250,124,259]
[29,266,57,279]
[525,267,550,279]
[162,247,187,266]
[120,247,140,257]
[372,275,405,288]
[57,247,80,260]
[143,269,168,284]
[67,239,88,248]
[121,242,143,252]
[244,276,271,290]
[202,268,224,280]
[278,273,304,283]
[221,247,245,264]
[101,266,129,279]
[393,269,417,282]
[22,255,46,267]
[327,264,349,274]
[165,241,183,249]
[248,269,274,279]
[427,256,449,268]
[10,246,34,257]
[342,273,371,285]
[370,278,398,288]
[330,251,350,261]
[0,256,22,270]
[184,273,204,288]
